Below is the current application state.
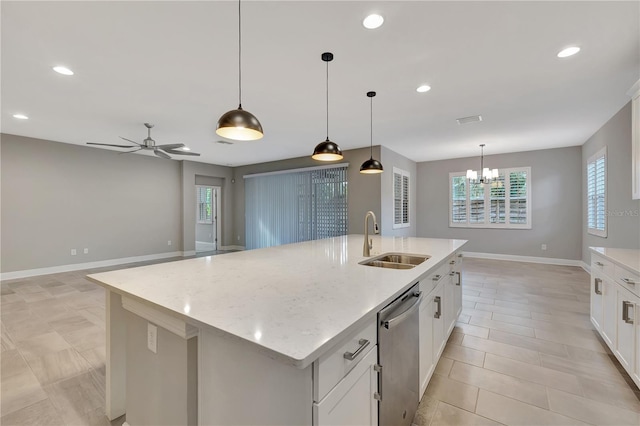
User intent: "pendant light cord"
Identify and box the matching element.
[238,0,242,108]
[326,59,329,140]
[370,96,373,158]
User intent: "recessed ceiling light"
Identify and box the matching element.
[363,14,384,29]
[416,85,431,93]
[557,46,580,58]
[12,114,28,120]
[53,66,74,75]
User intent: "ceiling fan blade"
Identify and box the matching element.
[118,148,143,155]
[164,149,201,156]
[87,142,136,148]
[154,149,172,160]
[156,143,185,150]
[119,137,142,146]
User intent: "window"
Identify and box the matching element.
[449,167,531,229]
[244,164,348,250]
[587,147,607,237]
[393,167,410,228]
[197,186,213,224]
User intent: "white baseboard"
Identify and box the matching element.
[1,251,186,281]
[183,250,197,257]
[220,245,245,251]
[463,251,583,267]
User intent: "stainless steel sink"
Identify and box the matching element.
[359,253,430,269]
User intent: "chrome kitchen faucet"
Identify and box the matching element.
[363,211,379,257]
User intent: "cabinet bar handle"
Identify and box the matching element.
[595,261,604,266]
[594,278,602,295]
[434,296,442,319]
[622,301,634,324]
[343,338,370,361]
[456,271,461,286]
[621,278,637,285]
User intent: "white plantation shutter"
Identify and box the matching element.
[393,168,410,228]
[245,164,348,250]
[587,147,607,237]
[197,186,212,223]
[449,167,531,229]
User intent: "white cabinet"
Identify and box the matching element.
[313,347,378,426]
[590,249,640,390]
[629,79,640,200]
[418,285,434,396]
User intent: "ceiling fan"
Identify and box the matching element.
[86,123,201,159]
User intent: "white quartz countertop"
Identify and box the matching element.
[88,235,466,368]
[589,247,640,275]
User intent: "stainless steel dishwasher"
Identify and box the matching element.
[377,283,423,426]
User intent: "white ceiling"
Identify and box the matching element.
[2,1,639,166]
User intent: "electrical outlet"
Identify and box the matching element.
[83,248,89,254]
[147,323,157,353]
[541,244,547,251]
[167,240,172,246]
[71,249,77,256]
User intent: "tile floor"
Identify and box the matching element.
[1,257,639,425]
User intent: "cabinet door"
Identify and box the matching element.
[444,274,456,336]
[419,292,434,397]
[602,278,617,347]
[590,275,604,331]
[452,270,462,328]
[615,287,637,372]
[432,284,446,361]
[634,301,640,387]
[313,347,378,426]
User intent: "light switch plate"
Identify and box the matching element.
[147,323,157,354]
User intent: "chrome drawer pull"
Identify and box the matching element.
[622,301,634,324]
[432,274,442,281]
[595,261,604,266]
[449,260,456,265]
[594,278,602,295]
[621,278,637,285]
[434,296,442,319]
[343,338,370,361]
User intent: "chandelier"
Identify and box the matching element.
[467,144,499,184]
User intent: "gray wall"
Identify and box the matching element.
[416,146,583,260]
[380,146,417,237]
[232,147,382,247]
[181,162,234,251]
[1,134,183,272]
[582,102,640,263]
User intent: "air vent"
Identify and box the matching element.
[456,115,482,125]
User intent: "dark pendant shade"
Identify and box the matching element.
[312,138,343,161]
[216,106,263,141]
[360,157,384,174]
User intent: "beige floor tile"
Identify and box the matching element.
[424,373,479,413]
[461,335,540,366]
[447,332,464,345]
[48,314,95,334]
[413,393,440,426]
[80,345,106,371]
[1,294,25,305]
[540,353,629,386]
[458,313,472,324]
[26,347,91,386]
[462,300,476,309]
[463,295,496,305]
[15,332,71,362]
[474,303,532,318]
[534,328,607,354]
[461,308,493,319]
[492,312,598,335]
[1,350,31,380]
[1,365,48,416]
[449,361,549,409]
[463,288,481,297]
[20,291,54,304]
[469,316,535,337]
[61,325,104,352]
[547,387,640,425]
[434,356,454,377]
[78,306,106,329]
[43,284,79,297]
[475,390,589,426]
[442,344,486,367]
[5,314,54,343]
[1,322,16,352]
[454,322,490,339]
[430,401,503,426]
[531,311,593,329]
[563,345,618,371]
[0,398,64,426]
[578,376,640,413]
[483,353,583,395]
[494,299,550,314]
[488,329,568,358]
[44,370,105,424]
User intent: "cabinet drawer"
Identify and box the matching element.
[592,254,615,278]
[313,318,377,402]
[420,264,448,295]
[615,265,640,297]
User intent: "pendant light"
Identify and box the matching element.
[216,0,263,141]
[466,144,498,184]
[360,91,384,174]
[312,52,343,161]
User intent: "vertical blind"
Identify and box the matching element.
[587,147,606,236]
[245,165,348,250]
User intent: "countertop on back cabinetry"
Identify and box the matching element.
[590,247,640,275]
[88,235,466,368]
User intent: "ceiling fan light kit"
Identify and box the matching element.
[312,52,343,161]
[360,91,384,174]
[216,0,263,141]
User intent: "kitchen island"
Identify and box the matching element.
[88,235,467,426]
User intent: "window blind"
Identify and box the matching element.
[587,147,607,237]
[393,168,410,228]
[197,187,213,223]
[245,165,348,250]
